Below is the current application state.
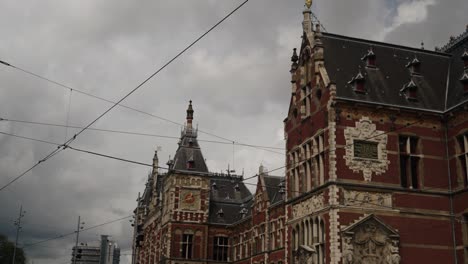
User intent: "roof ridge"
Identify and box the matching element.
[322,32,451,57]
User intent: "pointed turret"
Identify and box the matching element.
[186,100,194,130]
[152,150,159,172]
[302,8,312,35]
[171,101,209,173]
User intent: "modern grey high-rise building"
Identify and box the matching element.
[71,235,120,264]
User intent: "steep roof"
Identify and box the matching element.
[319,31,468,112]
[171,130,208,173]
[208,174,253,224]
[170,101,209,173]
[263,175,285,205]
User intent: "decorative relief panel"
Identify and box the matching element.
[344,117,390,181]
[292,193,325,220]
[343,189,392,209]
[342,215,400,264]
[179,189,201,211]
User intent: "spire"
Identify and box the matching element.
[152,150,159,171]
[171,100,208,173]
[186,100,194,129]
[302,0,313,34]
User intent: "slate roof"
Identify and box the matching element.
[208,175,253,224]
[320,31,468,112]
[263,175,285,205]
[171,128,209,173]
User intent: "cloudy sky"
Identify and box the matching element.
[0,0,466,263]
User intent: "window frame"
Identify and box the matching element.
[181,233,193,259]
[399,135,420,189]
[213,236,229,262]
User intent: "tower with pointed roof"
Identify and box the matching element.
[133,101,260,264]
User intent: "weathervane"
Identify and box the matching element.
[305,0,312,9]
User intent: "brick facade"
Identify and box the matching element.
[133,3,468,264]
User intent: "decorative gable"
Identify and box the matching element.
[341,215,400,264]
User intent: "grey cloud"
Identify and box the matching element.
[0,0,465,263]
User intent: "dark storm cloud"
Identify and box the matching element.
[0,0,464,263]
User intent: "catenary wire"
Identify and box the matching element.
[0,117,285,151]
[23,215,132,249]
[0,0,250,192]
[0,0,281,156]
[0,117,426,194]
[1,117,438,196]
[0,130,168,169]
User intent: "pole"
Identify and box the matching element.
[73,216,81,264]
[12,205,25,264]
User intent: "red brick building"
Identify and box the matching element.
[133,2,468,264]
[132,102,286,264]
[283,2,468,264]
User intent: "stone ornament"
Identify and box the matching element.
[344,117,390,181]
[292,193,325,220]
[293,245,316,264]
[179,189,201,211]
[341,215,400,264]
[343,190,392,209]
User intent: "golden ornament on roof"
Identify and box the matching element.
[305,0,312,9]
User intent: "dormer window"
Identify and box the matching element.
[187,157,195,169]
[211,182,217,190]
[239,208,247,218]
[400,80,418,101]
[188,138,193,147]
[361,47,376,67]
[460,71,468,94]
[462,49,468,68]
[278,181,286,195]
[348,70,366,94]
[406,57,421,75]
[217,209,224,218]
[234,184,240,192]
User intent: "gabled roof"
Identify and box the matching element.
[342,214,399,239]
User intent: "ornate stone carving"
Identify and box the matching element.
[341,215,400,264]
[292,193,325,220]
[179,189,201,211]
[293,245,316,264]
[343,190,392,209]
[344,117,390,181]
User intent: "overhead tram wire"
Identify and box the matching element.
[0,131,168,169]
[1,114,424,192]
[0,117,285,152]
[0,117,425,194]
[0,1,280,156]
[22,215,132,249]
[0,0,250,192]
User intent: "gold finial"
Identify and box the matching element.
[305,0,312,9]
